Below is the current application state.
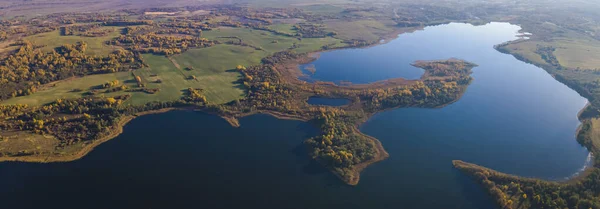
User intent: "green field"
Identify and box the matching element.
[3,25,348,106]
[1,45,264,106]
[21,26,124,55]
[203,27,346,53]
[269,23,296,34]
[324,19,397,41]
[504,37,600,70]
[1,72,137,106]
[173,44,267,74]
[132,47,250,105]
[502,41,548,65]
[553,38,600,69]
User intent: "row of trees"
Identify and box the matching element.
[293,23,336,38]
[0,41,142,101]
[60,24,115,37]
[110,33,215,55]
[454,160,600,209]
[535,45,561,68]
[0,97,127,146]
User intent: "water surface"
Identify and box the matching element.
[0,22,590,209]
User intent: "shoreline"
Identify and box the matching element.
[492,43,599,181]
[452,38,600,195]
[0,107,183,163]
[0,25,500,186]
[213,109,391,186]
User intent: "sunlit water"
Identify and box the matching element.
[0,23,589,209]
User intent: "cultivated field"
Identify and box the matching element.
[134,48,249,105]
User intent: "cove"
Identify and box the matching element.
[0,22,591,209]
[357,22,589,208]
[307,96,350,106]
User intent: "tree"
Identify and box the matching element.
[106,97,117,105]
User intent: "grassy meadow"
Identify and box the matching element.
[0,131,60,156]
[269,23,296,34]
[1,45,265,106]
[1,72,136,106]
[503,37,600,70]
[324,19,397,41]
[22,26,124,55]
[2,23,350,107]
[134,47,251,105]
[202,27,345,53]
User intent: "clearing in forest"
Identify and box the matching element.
[21,26,124,56]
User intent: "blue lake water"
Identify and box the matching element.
[0,22,590,209]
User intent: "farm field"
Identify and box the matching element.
[1,45,258,106]
[1,26,346,106]
[21,26,125,55]
[323,19,397,41]
[0,72,135,106]
[502,37,600,70]
[134,47,250,105]
[269,23,296,34]
[202,27,346,53]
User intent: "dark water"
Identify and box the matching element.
[300,43,425,84]
[307,97,350,106]
[0,22,590,209]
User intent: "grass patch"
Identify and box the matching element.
[1,72,135,106]
[3,27,346,106]
[503,37,600,70]
[269,23,296,34]
[0,132,60,156]
[501,40,548,65]
[553,38,600,69]
[586,118,600,149]
[20,26,124,56]
[203,27,345,53]
[324,19,397,41]
[132,50,249,105]
[2,45,262,106]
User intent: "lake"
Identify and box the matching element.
[0,22,590,209]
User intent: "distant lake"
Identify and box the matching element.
[0,22,589,209]
[307,97,350,106]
